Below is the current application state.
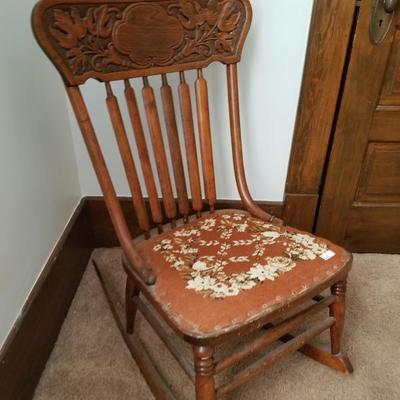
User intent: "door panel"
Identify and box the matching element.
[380,30,400,105]
[316,0,400,253]
[356,143,400,202]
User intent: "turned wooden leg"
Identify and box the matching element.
[330,280,347,355]
[193,346,216,400]
[125,276,140,334]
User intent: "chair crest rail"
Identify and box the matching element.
[32,0,252,85]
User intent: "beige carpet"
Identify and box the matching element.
[33,251,400,400]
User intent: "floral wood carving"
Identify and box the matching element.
[43,0,248,79]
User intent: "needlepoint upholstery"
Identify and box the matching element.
[138,210,351,337]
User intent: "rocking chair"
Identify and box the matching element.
[32,0,353,398]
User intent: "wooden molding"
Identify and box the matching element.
[0,200,94,400]
[284,0,357,228]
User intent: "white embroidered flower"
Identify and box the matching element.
[192,261,209,271]
[233,273,249,283]
[241,280,257,290]
[262,231,280,240]
[224,285,240,297]
[212,282,229,294]
[267,256,295,272]
[239,223,250,232]
[248,264,279,282]
[301,249,317,260]
[186,276,204,291]
[186,275,216,291]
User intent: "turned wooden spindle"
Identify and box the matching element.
[193,346,216,400]
[330,280,347,355]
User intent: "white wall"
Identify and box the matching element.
[0,0,313,350]
[70,0,314,201]
[0,0,81,348]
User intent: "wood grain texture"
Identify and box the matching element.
[32,0,252,85]
[105,82,150,235]
[195,70,217,211]
[124,79,163,226]
[356,143,400,202]
[283,0,356,232]
[142,79,177,220]
[285,0,355,195]
[0,200,93,400]
[161,74,190,218]
[344,206,400,253]
[316,0,400,249]
[370,110,400,141]
[178,71,203,215]
[283,194,319,232]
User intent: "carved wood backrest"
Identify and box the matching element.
[32,0,277,285]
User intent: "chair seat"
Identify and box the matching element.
[137,210,351,340]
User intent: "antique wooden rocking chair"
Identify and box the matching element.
[32,0,353,398]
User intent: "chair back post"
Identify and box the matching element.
[226,63,281,224]
[67,86,156,285]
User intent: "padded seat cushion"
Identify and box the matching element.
[137,210,351,338]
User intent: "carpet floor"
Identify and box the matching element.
[33,251,400,400]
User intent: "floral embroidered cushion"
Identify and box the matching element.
[137,210,351,336]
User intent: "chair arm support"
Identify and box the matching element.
[118,230,157,286]
[121,248,156,286]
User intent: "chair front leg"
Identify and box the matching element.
[125,275,140,334]
[329,280,347,355]
[193,346,216,400]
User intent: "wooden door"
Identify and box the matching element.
[316,0,400,253]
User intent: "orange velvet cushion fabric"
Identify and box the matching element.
[137,210,351,338]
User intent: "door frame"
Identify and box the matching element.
[283,0,358,231]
